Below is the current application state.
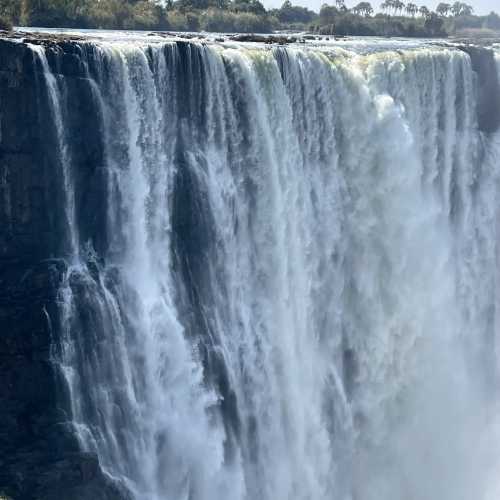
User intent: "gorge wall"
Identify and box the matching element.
[0,34,500,500]
[0,37,126,500]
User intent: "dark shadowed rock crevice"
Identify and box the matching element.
[460,45,500,133]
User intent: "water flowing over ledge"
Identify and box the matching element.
[1,34,500,500]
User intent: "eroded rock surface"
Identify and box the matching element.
[0,37,126,500]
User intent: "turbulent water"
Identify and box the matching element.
[29,38,500,500]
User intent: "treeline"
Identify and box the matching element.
[315,0,500,37]
[0,0,499,37]
[0,0,279,32]
[317,1,446,36]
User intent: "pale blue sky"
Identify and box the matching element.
[262,0,498,15]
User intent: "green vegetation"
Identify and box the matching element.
[0,0,277,32]
[0,16,11,30]
[446,10,500,37]
[314,0,500,37]
[316,2,447,36]
[0,0,14,29]
[0,0,498,37]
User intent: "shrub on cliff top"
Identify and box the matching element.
[0,16,12,30]
[200,8,275,32]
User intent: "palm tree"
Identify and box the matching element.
[419,5,430,17]
[436,2,450,16]
[405,2,418,16]
[460,2,473,15]
[363,1,374,15]
[451,1,472,16]
[393,0,405,15]
[382,0,396,15]
[335,0,347,11]
[353,1,373,15]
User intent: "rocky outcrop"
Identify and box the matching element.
[229,33,299,44]
[460,45,500,133]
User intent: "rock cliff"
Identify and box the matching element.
[0,37,125,500]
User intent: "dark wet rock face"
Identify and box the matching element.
[0,259,127,500]
[461,45,500,133]
[0,38,124,500]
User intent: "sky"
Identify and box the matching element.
[262,0,498,15]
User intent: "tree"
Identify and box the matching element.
[19,0,89,27]
[460,2,473,15]
[335,0,347,11]
[231,0,266,15]
[419,5,430,17]
[436,2,450,16]
[381,0,394,15]
[319,3,338,24]
[393,0,405,15]
[0,0,22,23]
[211,0,230,9]
[405,2,418,16]
[353,1,373,16]
[0,14,12,29]
[451,1,472,16]
[275,0,316,23]
[362,1,373,15]
[424,11,444,33]
[484,11,500,30]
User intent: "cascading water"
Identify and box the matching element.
[30,38,500,500]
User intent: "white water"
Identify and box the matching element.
[32,39,500,500]
[30,44,79,257]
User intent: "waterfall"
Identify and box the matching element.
[30,39,500,500]
[30,44,80,257]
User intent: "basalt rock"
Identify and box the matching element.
[0,38,125,500]
[460,45,500,133]
[229,33,298,44]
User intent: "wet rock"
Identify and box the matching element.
[460,45,500,133]
[0,37,128,500]
[229,33,297,44]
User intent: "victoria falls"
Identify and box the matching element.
[0,25,500,500]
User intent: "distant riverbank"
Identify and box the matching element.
[1,0,499,38]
